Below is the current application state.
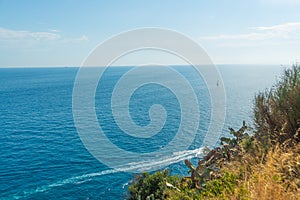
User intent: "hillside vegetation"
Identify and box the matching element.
[128,65,300,200]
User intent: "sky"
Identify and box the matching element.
[1,0,300,67]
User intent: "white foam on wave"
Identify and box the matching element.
[7,146,204,200]
[120,146,205,172]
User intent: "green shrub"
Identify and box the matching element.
[200,171,237,198]
[254,65,300,145]
[128,170,181,200]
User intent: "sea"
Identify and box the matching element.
[0,65,283,199]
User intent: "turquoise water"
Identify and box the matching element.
[0,65,283,199]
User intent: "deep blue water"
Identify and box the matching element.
[0,65,283,199]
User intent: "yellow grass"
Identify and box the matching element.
[224,143,300,200]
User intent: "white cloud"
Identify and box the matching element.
[48,29,61,33]
[61,34,89,44]
[73,35,89,42]
[254,22,300,32]
[0,27,61,41]
[0,27,89,44]
[200,22,300,41]
[200,32,271,40]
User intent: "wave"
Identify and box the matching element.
[120,146,205,172]
[5,147,205,200]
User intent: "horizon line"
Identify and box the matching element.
[0,63,290,69]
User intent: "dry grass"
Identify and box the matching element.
[224,143,300,200]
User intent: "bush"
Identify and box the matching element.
[128,170,181,200]
[254,65,300,145]
[200,171,238,198]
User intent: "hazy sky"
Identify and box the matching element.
[1,0,300,67]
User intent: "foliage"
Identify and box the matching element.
[200,171,237,198]
[128,170,181,200]
[254,65,300,145]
